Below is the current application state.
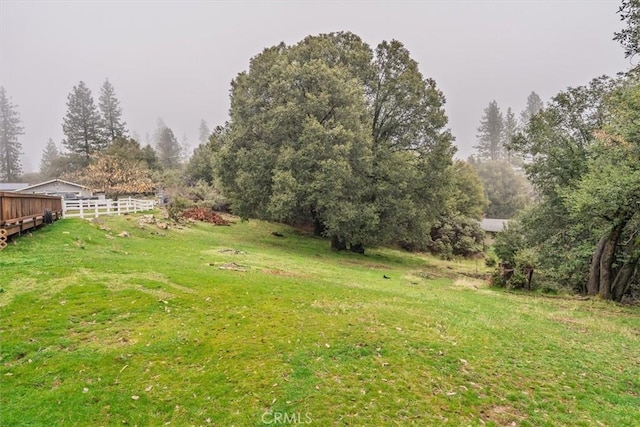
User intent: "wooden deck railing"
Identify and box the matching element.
[0,192,63,226]
[0,192,64,243]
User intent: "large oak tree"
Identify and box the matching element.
[217,32,455,252]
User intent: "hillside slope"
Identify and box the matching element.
[1,214,639,426]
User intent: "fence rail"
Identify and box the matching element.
[63,197,155,219]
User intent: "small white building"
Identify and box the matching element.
[15,179,97,199]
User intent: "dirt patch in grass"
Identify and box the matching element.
[0,278,44,307]
[480,405,526,426]
[212,262,248,271]
[261,269,307,278]
[0,270,99,306]
[338,259,390,270]
[412,268,458,281]
[549,316,590,333]
[0,271,195,305]
[68,327,138,350]
[310,299,366,315]
[218,248,246,255]
[453,278,487,290]
[97,272,197,299]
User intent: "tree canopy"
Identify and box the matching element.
[472,160,530,219]
[62,81,104,162]
[62,137,156,198]
[216,32,455,252]
[98,78,127,142]
[503,72,640,300]
[198,119,210,145]
[447,160,487,221]
[64,153,155,199]
[39,138,61,180]
[520,91,544,126]
[155,122,182,170]
[614,0,640,59]
[474,100,504,162]
[0,87,23,181]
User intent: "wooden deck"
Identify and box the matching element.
[0,192,63,243]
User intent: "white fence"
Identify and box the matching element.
[63,197,155,219]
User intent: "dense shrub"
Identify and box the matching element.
[485,253,498,267]
[490,270,507,287]
[492,222,540,290]
[167,196,192,221]
[428,215,484,259]
[185,180,229,212]
[493,221,525,266]
[508,271,528,289]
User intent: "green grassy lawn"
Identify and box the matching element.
[1,214,639,426]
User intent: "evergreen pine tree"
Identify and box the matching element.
[40,138,61,179]
[0,87,24,181]
[62,81,104,160]
[502,107,521,166]
[199,119,210,144]
[474,100,504,161]
[520,91,544,125]
[156,125,182,169]
[98,78,127,142]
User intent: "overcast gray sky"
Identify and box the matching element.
[0,0,632,173]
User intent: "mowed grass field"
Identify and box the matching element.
[1,213,639,426]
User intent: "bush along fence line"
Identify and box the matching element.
[62,197,156,219]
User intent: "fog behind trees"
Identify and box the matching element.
[1,1,630,171]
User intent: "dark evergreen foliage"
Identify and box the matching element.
[0,87,23,181]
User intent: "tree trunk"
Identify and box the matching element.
[313,217,325,237]
[611,249,640,302]
[312,210,325,237]
[499,262,514,283]
[587,234,607,295]
[331,236,347,251]
[525,268,534,291]
[598,222,626,300]
[350,243,365,255]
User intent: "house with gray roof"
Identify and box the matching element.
[14,179,97,199]
[480,218,511,233]
[0,183,30,192]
